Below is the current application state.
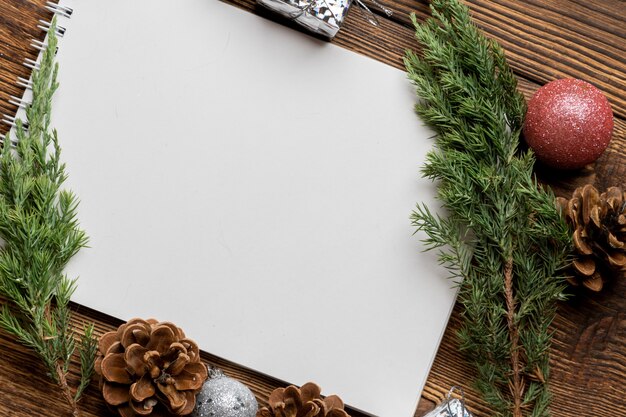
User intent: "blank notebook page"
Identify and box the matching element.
[51,1,458,416]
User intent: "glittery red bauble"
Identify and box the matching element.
[523,78,613,169]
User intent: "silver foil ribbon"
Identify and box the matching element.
[423,387,473,417]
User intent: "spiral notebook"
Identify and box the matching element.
[5,1,458,416]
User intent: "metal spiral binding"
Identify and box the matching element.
[37,19,66,37]
[9,96,31,110]
[45,1,73,18]
[31,39,46,51]
[1,115,29,129]
[1,1,72,147]
[23,57,41,70]
[31,39,59,53]
[1,115,28,144]
[17,77,33,90]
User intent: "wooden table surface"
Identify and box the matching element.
[0,0,625,416]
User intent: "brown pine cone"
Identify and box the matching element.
[257,382,350,417]
[95,318,208,417]
[557,184,626,291]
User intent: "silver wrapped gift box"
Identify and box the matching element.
[257,0,352,39]
[423,398,473,417]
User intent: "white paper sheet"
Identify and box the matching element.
[48,1,457,415]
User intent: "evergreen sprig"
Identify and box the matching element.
[0,19,96,416]
[404,1,570,416]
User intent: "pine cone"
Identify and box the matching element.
[557,184,626,291]
[95,318,208,417]
[257,382,350,417]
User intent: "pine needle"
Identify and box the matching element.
[0,18,96,416]
[404,1,570,416]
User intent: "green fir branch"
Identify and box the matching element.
[0,18,95,417]
[404,1,570,416]
[75,323,97,401]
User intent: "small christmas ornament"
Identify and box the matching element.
[423,387,473,417]
[257,382,349,417]
[191,369,258,417]
[523,78,613,169]
[557,184,626,291]
[95,318,208,417]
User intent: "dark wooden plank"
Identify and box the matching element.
[366,0,626,119]
[0,0,52,135]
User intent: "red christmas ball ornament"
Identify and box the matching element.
[523,78,613,169]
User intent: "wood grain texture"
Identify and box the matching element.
[0,0,625,416]
[0,0,52,126]
[376,0,626,118]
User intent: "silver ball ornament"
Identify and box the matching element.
[190,370,258,417]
